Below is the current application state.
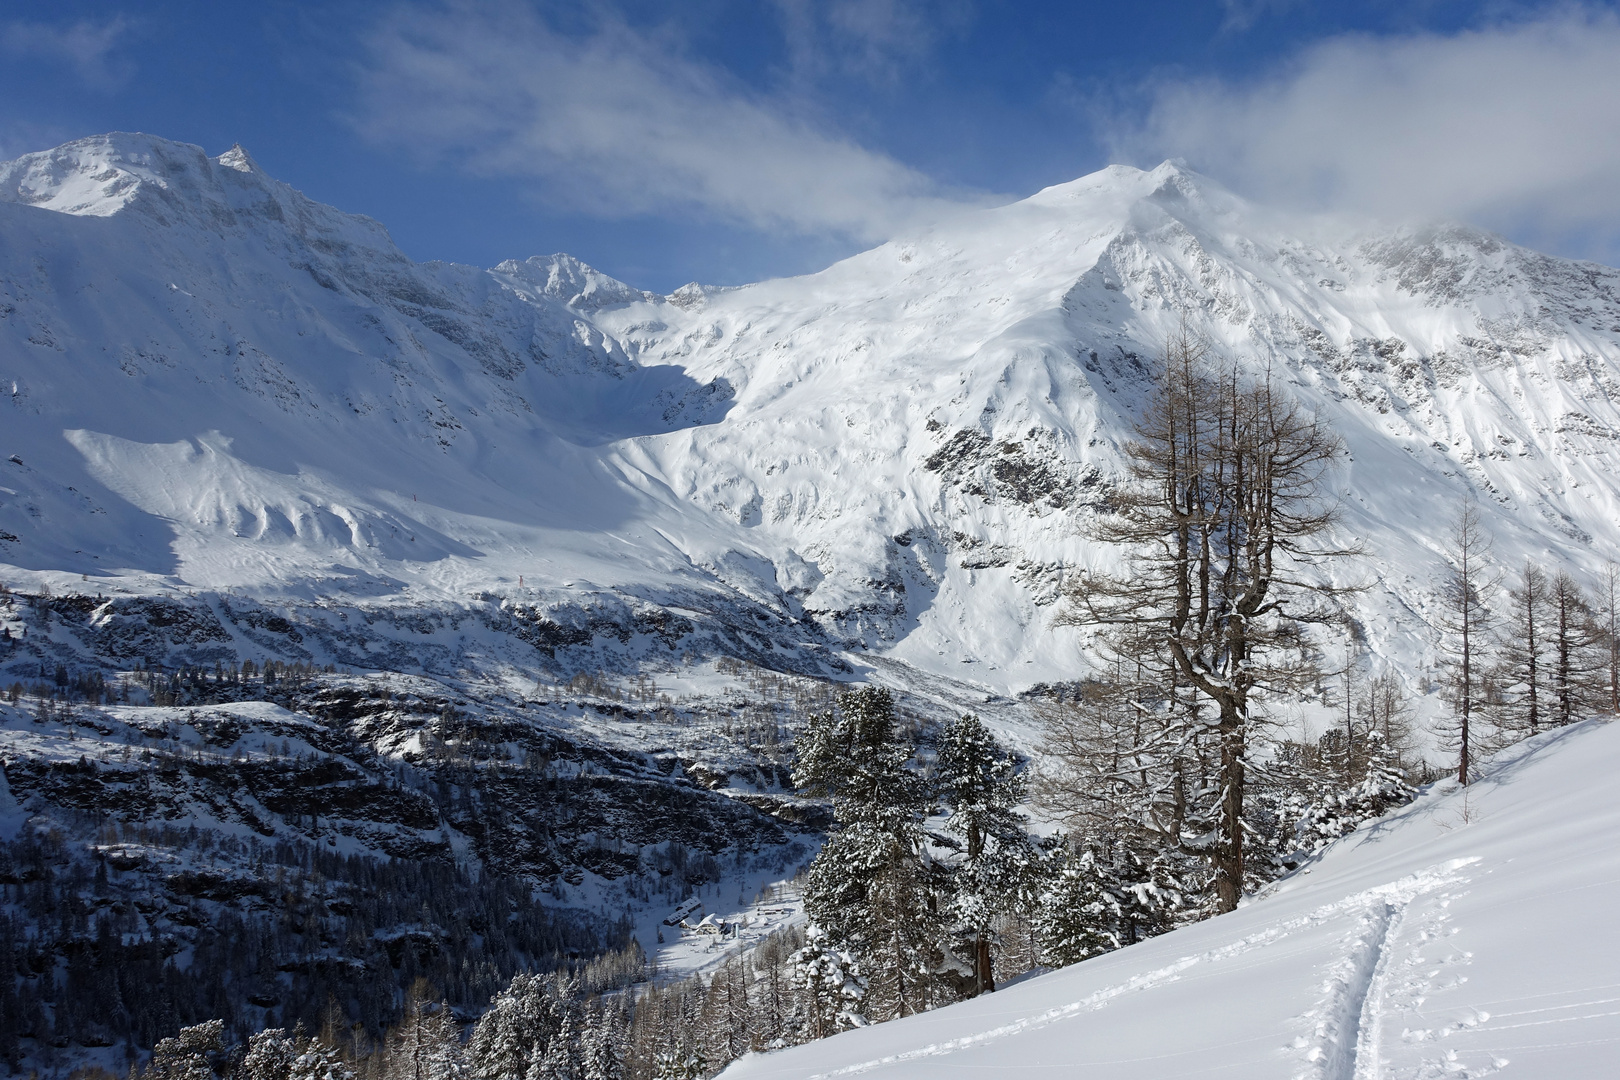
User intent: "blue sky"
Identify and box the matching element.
[3,1,1619,291]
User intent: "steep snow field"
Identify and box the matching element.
[721,718,1620,1079]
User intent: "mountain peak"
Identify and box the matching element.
[0,131,215,217]
[492,252,653,310]
[216,143,261,175]
[0,131,406,267]
[1021,159,1239,219]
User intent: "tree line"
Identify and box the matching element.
[109,666,1418,1080]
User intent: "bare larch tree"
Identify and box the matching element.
[1438,502,1496,785]
[1059,330,1355,912]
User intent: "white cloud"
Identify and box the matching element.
[352,1,986,242]
[1,17,132,89]
[1116,9,1620,259]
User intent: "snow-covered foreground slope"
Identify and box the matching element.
[722,718,1620,1079]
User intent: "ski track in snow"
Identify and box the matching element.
[1348,901,1404,1080]
[805,860,1480,1080]
[1300,890,1469,1080]
[1314,899,1402,1080]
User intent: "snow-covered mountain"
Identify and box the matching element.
[3,132,1620,698]
[718,717,1620,1079]
[3,130,1619,1075]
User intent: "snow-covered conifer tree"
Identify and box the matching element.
[239,1025,354,1080]
[290,1036,356,1080]
[1035,849,1119,967]
[529,1002,578,1080]
[648,1050,705,1080]
[1292,729,1415,855]
[142,1020,227,1080]
[578,1009,620,1080]
[934,713,1037,996]
[789,935,868,1041]
[795,686,941,1020]
[468,975,564,1080]
[238,1029,298,1080]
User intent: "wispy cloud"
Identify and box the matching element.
[1217,0,1304,34]
[1114,8,1620,259]
[352,1,988,242]
[1,16,133,90]
[771,0,973,87]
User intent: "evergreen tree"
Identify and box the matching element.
[934,714,1037,997]
[1102,839,1186,944]
[578,1010,620,1080]
[1293,731,1415,855]
[1035,848,1118,967]
[142,1020,227,1080]
[468,976,564,1080]
[240,1028,353,1080]
[789,935,868,1041]
[290,1037,355,1080]
[795,686,941,1021]
[238,1029,298,1080]
[648,1051,705,1080]
[529,1003,578,1080]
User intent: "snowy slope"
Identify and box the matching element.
[592,162,1620,687]
[0,134,815,674]
[720,718,1620,1079]
[3,134,1619,700]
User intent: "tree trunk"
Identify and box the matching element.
[1213,706,1245,912]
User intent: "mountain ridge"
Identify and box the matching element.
[1,132,1618,701]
